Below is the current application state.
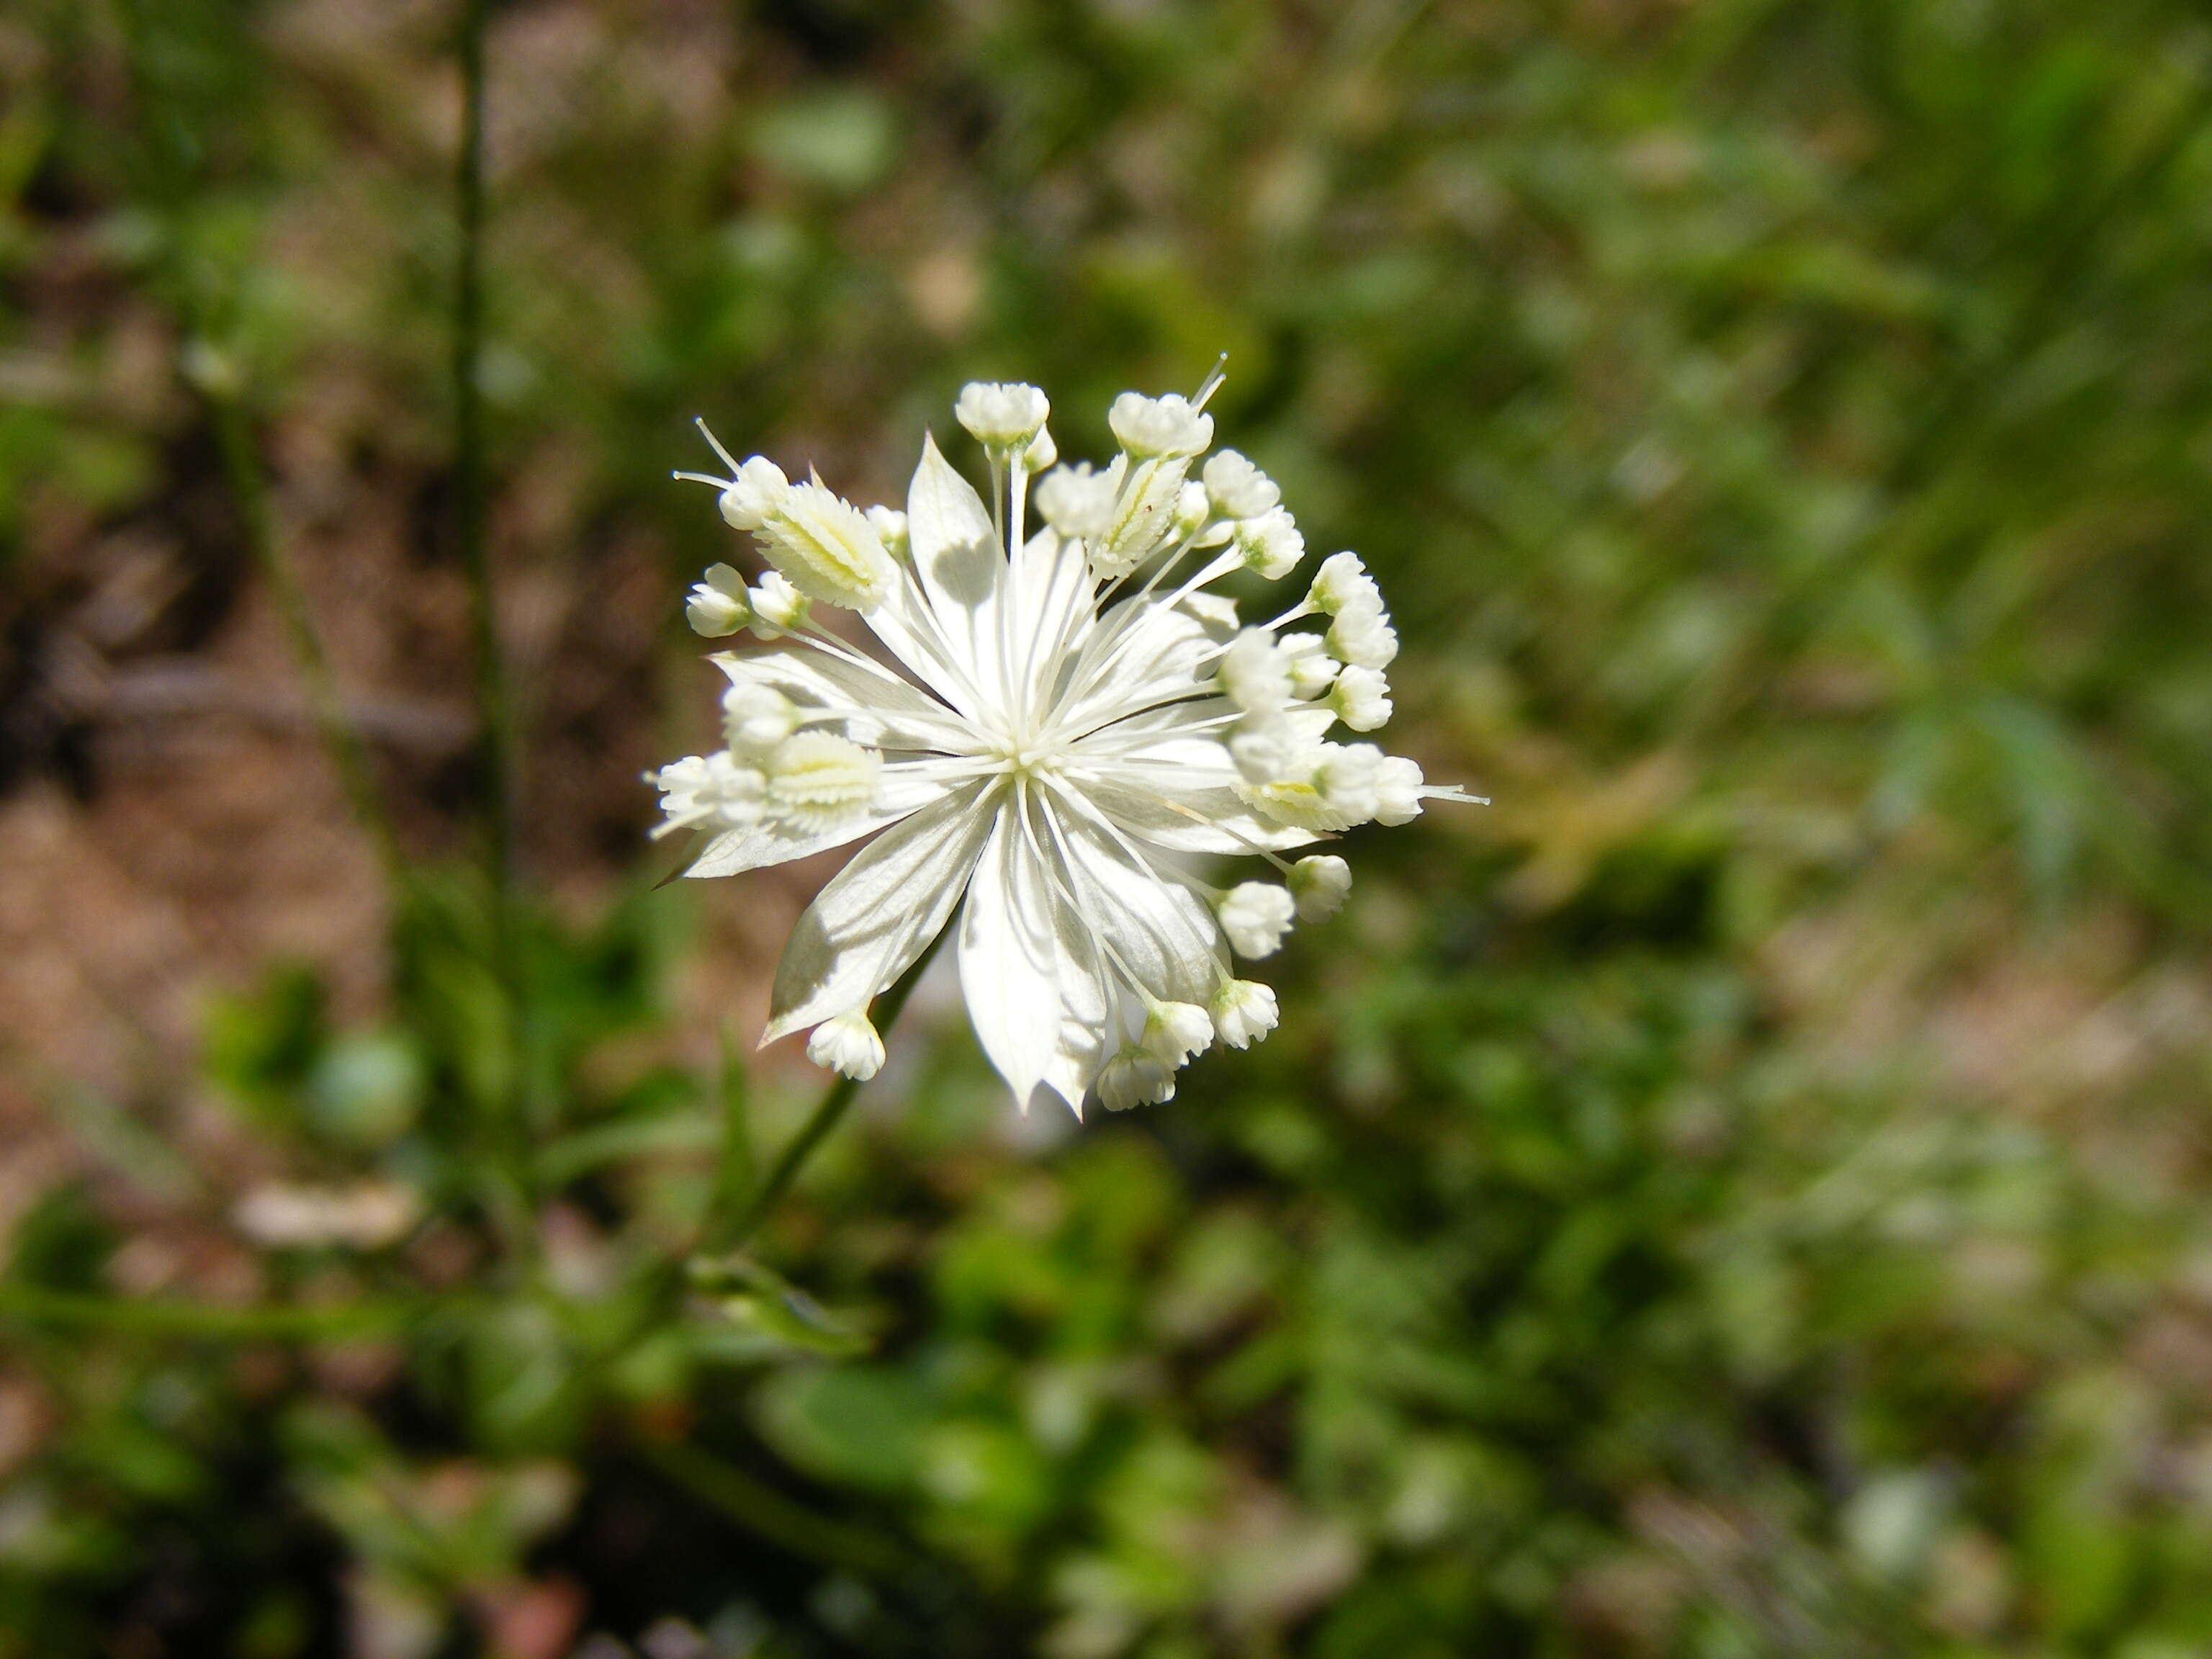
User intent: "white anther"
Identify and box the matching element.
[1108,391,1214,458]
[1330,664,1393,731]
[1211,980,1279,1049]
[807,1011,885,1080]
[1217,883,1295,958]
[686,563,751,637]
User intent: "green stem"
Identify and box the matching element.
[714,935,945,1256]
[634,1437,908,1577]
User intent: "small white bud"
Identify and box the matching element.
[1033,462,1118,539]
[954,382,1051,449]
[1228,714,1304,784]
[1172,480,1212,539]
[1143,1000,1214,1066]
[650,752,766,836]
[685,563,751,637]
[1108,390,1213,458]
[866,505,910,557]
[1375,755,1425,826]
[1097,1047,1176,1110]
[717,457,790,531]
[1211,980,1279,1049]
[1330,664,1393,731]
[1216,883,1295,958]
[1020,425,1057,473]
[1218,629,1291,715]
[1289,855,1351,922]
[755,480,897,610]
[1309,550,1380,616]
[1202,449,1280,520]
[1315,742,1384,827]
[765,731,881,830]
[1325,600,1399,669]
[806,1011,884,1081]
[721,681,799,752]
[1282,634,1339,700]
[745,572,810,637]
[1233,507,1304,580]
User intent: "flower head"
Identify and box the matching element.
[659,373,1482,1114]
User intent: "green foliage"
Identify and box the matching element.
[6,1,2212,1656]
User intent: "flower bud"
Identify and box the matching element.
[1375,755,1425,826]
[807,1012,885,1080]
[1202,449,1280,520]
[1325,601,1398,669]
[722,682,799,752]
[1330,664,1393,731]
[1234,507,1304,580]
[686,563,751,637]
[1142,1000,1214,1066]
[1108,391,1213,458]
[1289,855,1351,921]
[1020,425,1058,473]
[1033,462,1118,539]
[1217,883,1295,958]
[1309,550,1380,616]
[650,752,766,836]
[1098,1047,1176,1110]
[745,572,810,637]
[1211,980,1279,1049]
[866,505,910,557]
[1282,634,1338,700]
[955,381,1051,449]
[718,456,790,531]
[1172,480,1212,540]
[1218,629,1291,715]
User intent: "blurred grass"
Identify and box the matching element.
[4,1,2212,1656]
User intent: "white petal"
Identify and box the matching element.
[898,431,1007,689]
[1074,701,1325,855]
[763,782,997,1043]
[1010,525,1097,711]
[958,797,1112,1115]
[712,647,960,752]
[685,772,950,879]
[1043,791,1223,1007]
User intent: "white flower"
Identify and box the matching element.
[1289,854,1351,921]
[1310,549,1380,616]
[1108,391,1213,457]
[1330,664,1392,731]
[687,563,750,637]
[1202,450,1280,521]
[1211,980,1278,1048]
[956,381,1051,449]
[1375,755,1425,826]
[1234,508,1305,579]
[807,1011,886,1080]
[660,375,1480,1114]
[1216,882,1295,958]
[1326,600,1398,669]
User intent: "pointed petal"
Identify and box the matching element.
[684,773,950,879]
[1042,791,1223,1007]
[763,781,997,1042]
[713,647,958,752]
[958,798,1111,1114]
[1010,525,1095,711]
